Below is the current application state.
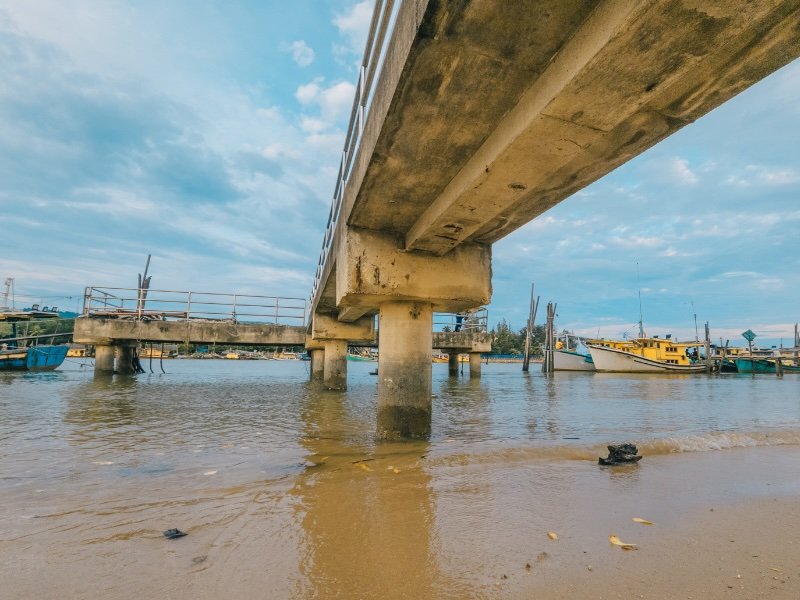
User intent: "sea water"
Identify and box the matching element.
[2,360,799,598]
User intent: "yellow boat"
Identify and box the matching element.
[588,337,706,373]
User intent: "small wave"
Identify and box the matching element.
[429,430,800,467]
[639,430,800,455]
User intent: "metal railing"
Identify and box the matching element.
[433,308,489,333]
[310,0,399,303]
[83,287,306,326]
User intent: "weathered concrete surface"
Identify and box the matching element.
[94,344,115,373]
[312,0,800,314]
[447,353,458,376]
[311,312,376,342]
[116,346,135,375]
[74,317,307,346]
[323,340,348,391]
[432,331,492,353]
[310,348,324,382]
[377,301,433,439]
[334,227,491,320]
[469,352,482,378]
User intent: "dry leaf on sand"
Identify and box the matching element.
[608,535,637,550]
[632,517,653,525]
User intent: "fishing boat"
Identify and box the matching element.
[554,348,595,371]
[588,337,706,373]
[0,300,69,371]
[553,335,595,371]
[0,344,69,371]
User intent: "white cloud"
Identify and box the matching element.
[333,1,374,56]
[667,157,698,185]
[300,117,328,134]
[284,40,314,67]
[296,79,322,104]
[296,78,355,121]
[726,164,800,187]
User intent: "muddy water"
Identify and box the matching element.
[2,360,800,598]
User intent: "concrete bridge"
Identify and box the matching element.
[74,286,490,378]
[307,0,800,436]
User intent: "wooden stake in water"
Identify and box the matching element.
[522,284,539,373]
[542,302,556,374]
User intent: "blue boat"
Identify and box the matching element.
[0,344,68,371]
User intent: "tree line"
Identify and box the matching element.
[489,318,546,356]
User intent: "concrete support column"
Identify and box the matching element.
[116,345,135,375]
[448,352,459,376]
[323,340,347,391]
[94,344,115,374]
[469,352,482,378]
[310,348,325,382]
[377,300,432,439]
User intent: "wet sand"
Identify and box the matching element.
[4,444,799,599]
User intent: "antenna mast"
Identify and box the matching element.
[636,262,644,338]
[2,278,14,310]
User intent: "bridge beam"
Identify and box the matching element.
[335,227,491,319]
[377,300,432,439]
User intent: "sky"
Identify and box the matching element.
[1,1,798,347]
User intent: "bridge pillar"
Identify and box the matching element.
[94,345,115,374]
[310,348,324,382]
[377,300,432,439]
[447,353,459,376]
[469,352,481,378]
[116,345,136,375]
[323,340,347,391]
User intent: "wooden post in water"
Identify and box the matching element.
[542,302,556,374]
[522,284,539,372]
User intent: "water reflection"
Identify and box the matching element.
[296,390,438,597]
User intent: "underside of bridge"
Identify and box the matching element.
[310,0,800,436]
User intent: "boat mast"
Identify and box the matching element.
[636,263,644,338]
[1,278,14,310]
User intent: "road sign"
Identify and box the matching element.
[741,329,757,342]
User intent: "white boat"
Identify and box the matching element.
[588,340,706,373]
[553,349,595,371]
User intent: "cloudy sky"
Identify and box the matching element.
[1,1,798,346]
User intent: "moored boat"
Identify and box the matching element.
[0,344,68,371]
[735,357,800,374]
[553,349,595,371]
[588,337,706,373]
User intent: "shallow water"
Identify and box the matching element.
[2,360,799,598]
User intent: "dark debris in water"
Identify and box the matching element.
[599,443,642,466]
[163,528,187,539]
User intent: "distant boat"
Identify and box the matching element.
[553,335,595,371]
[0,344,68,371]
[735,357,800,374]
[553,348,595,371]
[0,305,69,371]
[588,337,706,373]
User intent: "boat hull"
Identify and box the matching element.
[735,358,800,374]
[588,345,706,373]
[0,345,68,371]
[553,349,595,371]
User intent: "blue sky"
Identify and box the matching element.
[1,1,798,347]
